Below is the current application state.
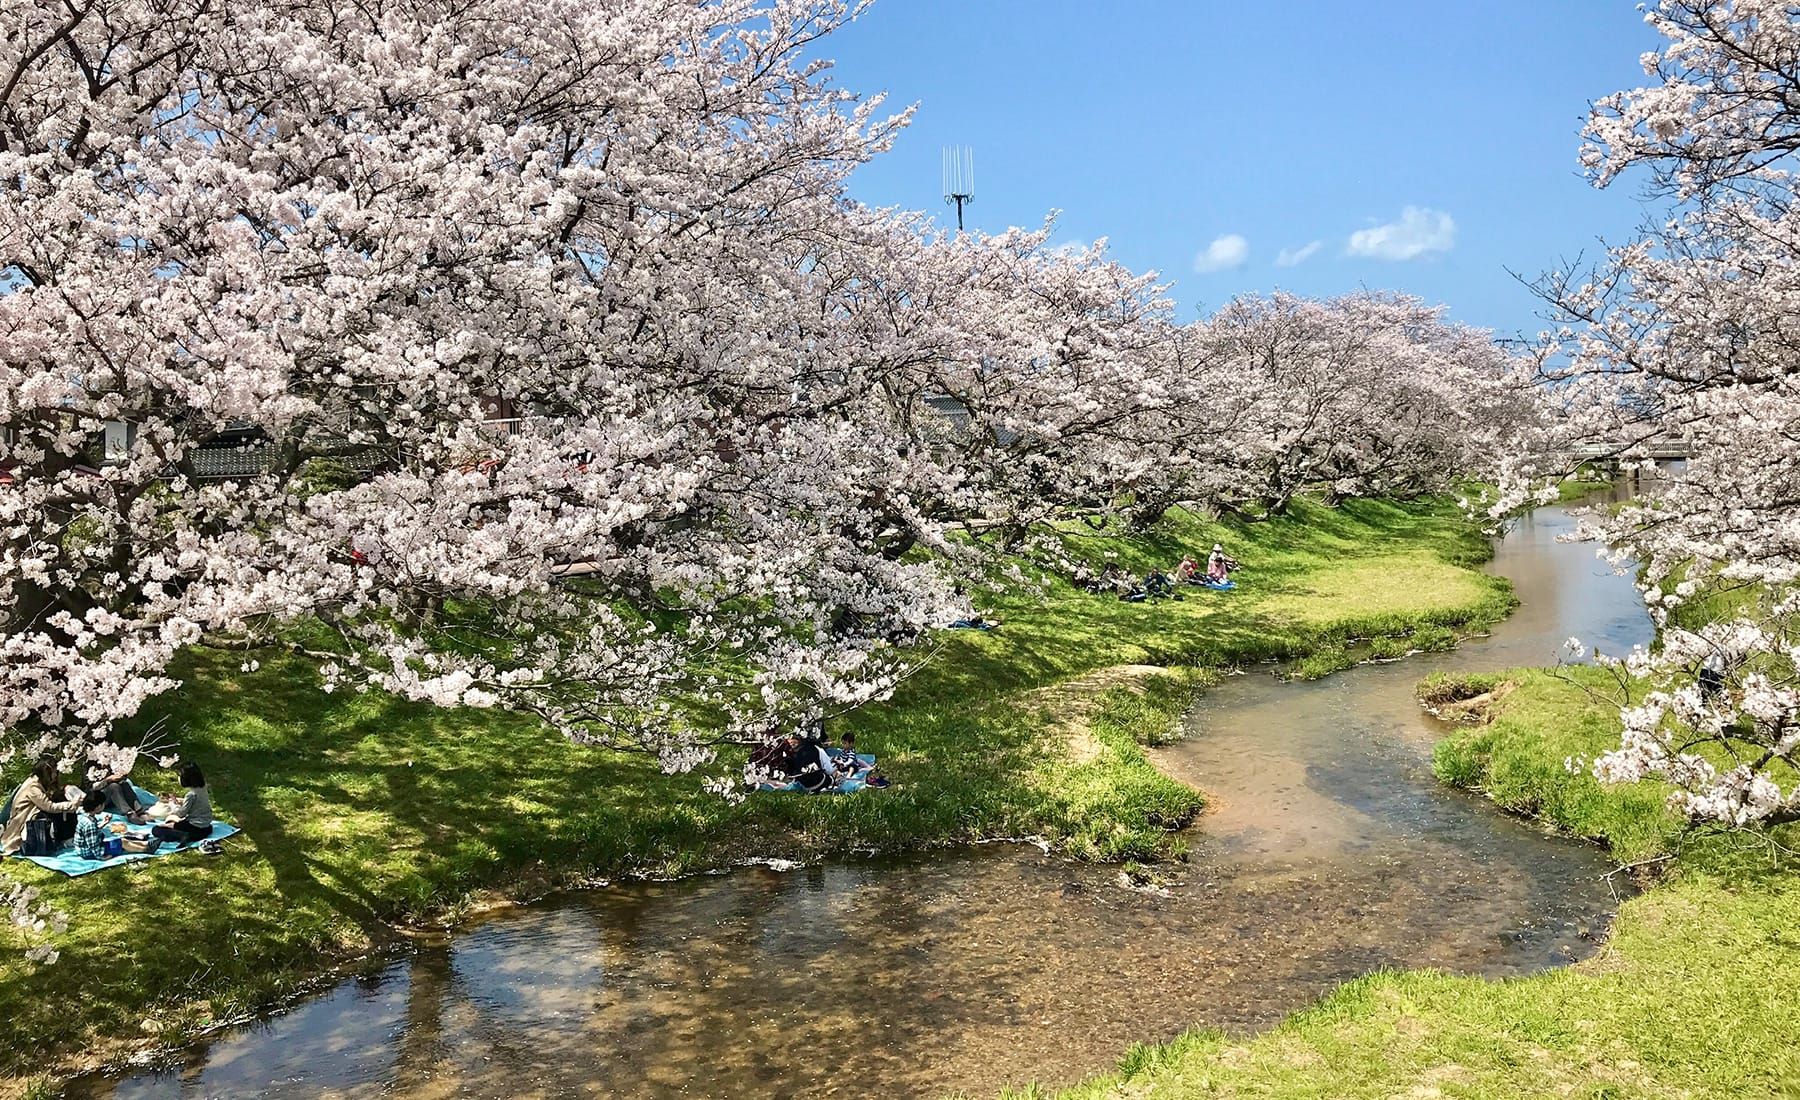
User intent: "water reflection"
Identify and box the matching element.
[83,502,1653,1099]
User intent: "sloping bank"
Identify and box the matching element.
[0,496,1511,1088]
[1048,668,1800,1099]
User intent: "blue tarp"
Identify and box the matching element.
[9,785,240,877]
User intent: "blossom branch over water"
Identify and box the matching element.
[1510,0,1800,829]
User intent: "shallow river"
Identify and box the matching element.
[81,501,1654,1099]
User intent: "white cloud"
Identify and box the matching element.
[1274,240,1322,267]
[1192,233,1249,273]
[1347,207,1456,261]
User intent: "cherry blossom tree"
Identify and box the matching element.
[0,0,1198,779]
[0,0,947,777]
[1197,291,1526,519]
[1522,0,1800,829]
[0,0,1519,808]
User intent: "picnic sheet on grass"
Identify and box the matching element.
[11,785,240,877]
[759,751,878,794]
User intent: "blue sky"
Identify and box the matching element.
[816,0,1665,340]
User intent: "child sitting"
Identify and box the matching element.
[831,733,870,775]
[75,790,159,860]
[151,763,214,846]
[833,733,894,787]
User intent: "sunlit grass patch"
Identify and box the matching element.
[1433,668,1681,863]
[1256,550,1500,627]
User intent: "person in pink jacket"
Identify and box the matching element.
[1206,544,1235,584]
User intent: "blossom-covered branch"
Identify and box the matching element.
[1514,0,1800,829]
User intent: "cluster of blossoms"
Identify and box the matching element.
[3,881,65,965]
[1508,0,1800,829]
[0,0,1521,798]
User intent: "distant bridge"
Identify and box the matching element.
[1569,439,1692,463]
[1568,439,1692,482]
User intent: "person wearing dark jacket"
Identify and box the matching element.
[783,736,839,793]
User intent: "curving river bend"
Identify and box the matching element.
[80,500,1654,1099]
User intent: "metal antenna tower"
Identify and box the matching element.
[941,145,974,231]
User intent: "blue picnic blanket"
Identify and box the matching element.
[10,785,240,877]
[1200,579,1237,591]
[758,752,879,795]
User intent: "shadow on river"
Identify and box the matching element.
[78,498,1655,1099]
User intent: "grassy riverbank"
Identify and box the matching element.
[1048,669,1800,1099]
[0,496,1511,1085]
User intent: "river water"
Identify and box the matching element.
[80,501,1654,1099]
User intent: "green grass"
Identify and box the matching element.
[1028,671,1215,861]
[0,495,1510,1080]
[1557,476,1615,502]
[1433,668,1682,864]
[1051,669,1800,1099]
[1415,670,1505,707]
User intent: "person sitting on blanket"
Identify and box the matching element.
[1176,556,1201,584]
[831,733,873,776]
[830,732,858,769]
[748,734,800,787]
[748,734,790,771]
[945,584,1001,630]
[74,790,160,860]
[1206,544,1238,584]
[1,758,83,857]
[92,766,155,824]
[826,733,894,788]
[151,763,214,845]
[783,735,840,793]
[946,612,1000,630]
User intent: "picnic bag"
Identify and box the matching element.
[21,815,58,857]
[19,811,76,857]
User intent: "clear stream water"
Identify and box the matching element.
[79,500,1655,1099]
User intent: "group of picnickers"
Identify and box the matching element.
[748,730,890,794]
[1,756,220,861]
[1075,544,1240,603]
